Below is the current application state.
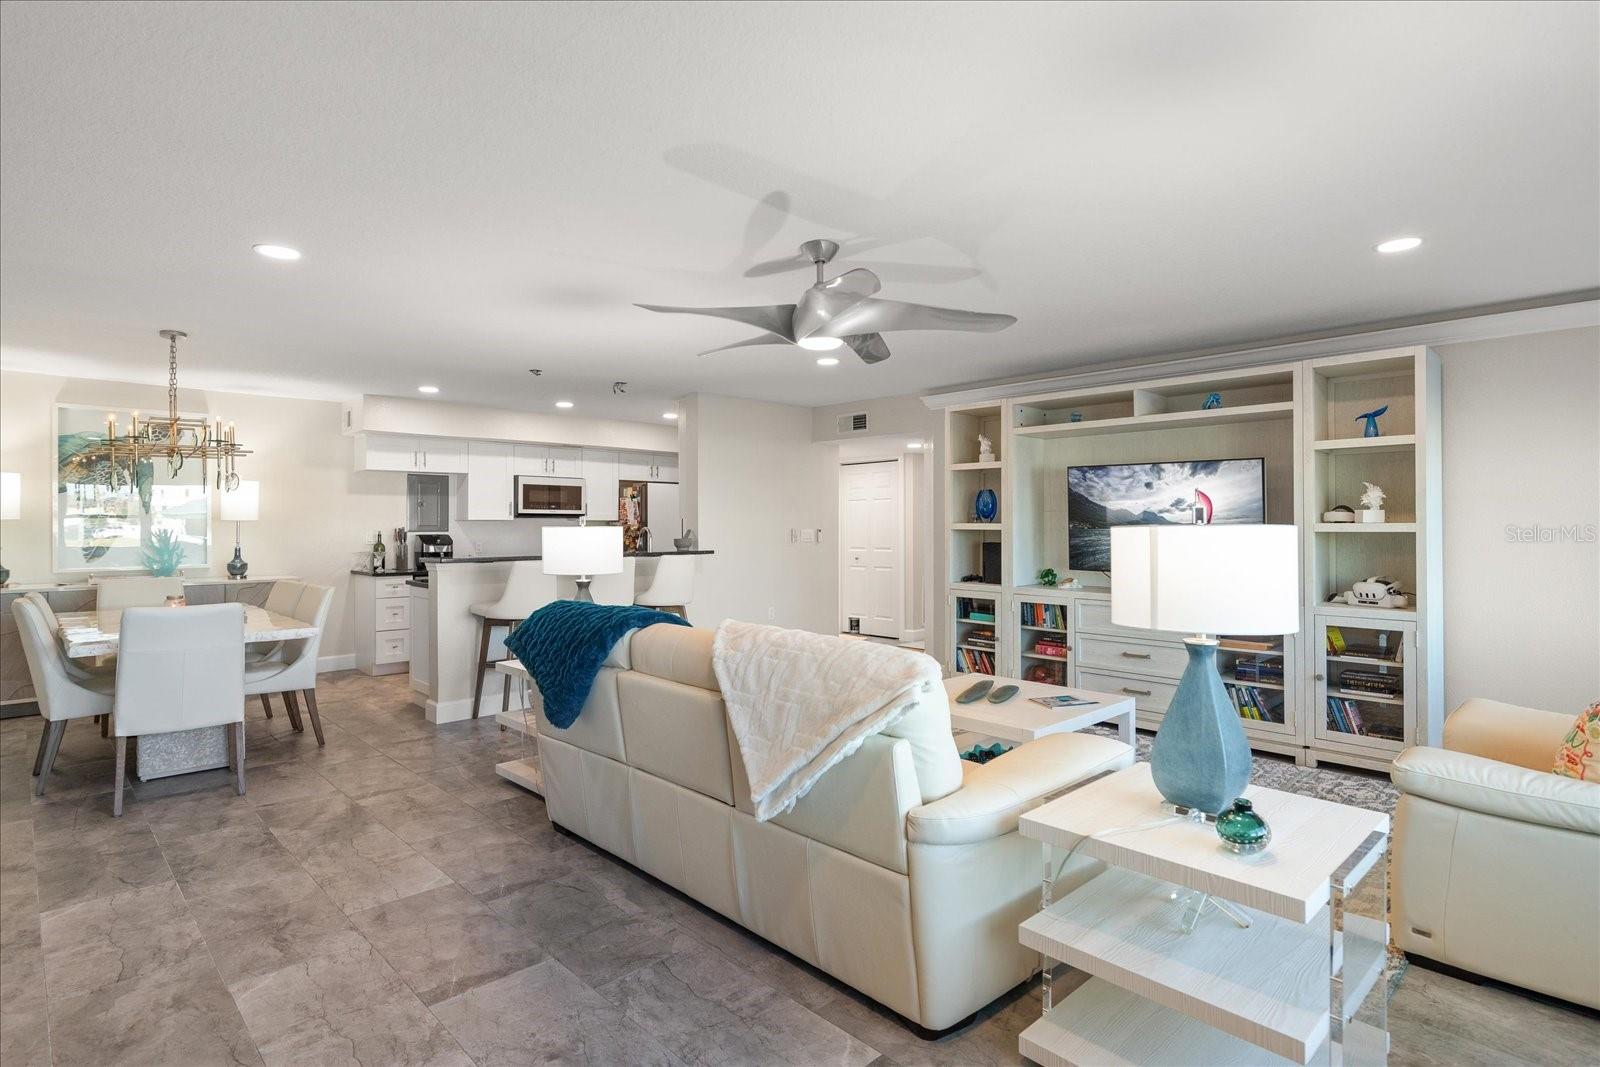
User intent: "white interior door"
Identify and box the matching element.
[840,461,902,638]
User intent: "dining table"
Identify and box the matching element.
[54,604,320,779]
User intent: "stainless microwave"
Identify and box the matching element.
[513,476,586,516]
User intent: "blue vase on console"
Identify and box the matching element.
[1149,639,1252,816]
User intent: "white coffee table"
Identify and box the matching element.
[943,675,1136,746]
[1017,763,1391,1065]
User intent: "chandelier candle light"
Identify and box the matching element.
[85,330,252,492]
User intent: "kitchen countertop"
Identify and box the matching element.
[429,549,714,564]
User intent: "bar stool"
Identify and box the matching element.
[634,555,695,620]
[470,562,557,719]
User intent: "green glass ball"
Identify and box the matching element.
[1216,798,1271,854]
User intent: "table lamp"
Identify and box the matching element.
[0,472,18,586]
[1111,524,1299,814]
[542,522,622,602]
[220,480,260,579]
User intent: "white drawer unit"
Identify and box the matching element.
[353,572,411,676]
[1074,634,1192,677]
[1075,669,1178,716]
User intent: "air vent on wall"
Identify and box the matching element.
[837,412,869,434]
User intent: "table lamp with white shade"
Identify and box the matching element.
[0,472,19,586]
[542,522,623,602]
[220,480,260,580]
[1111,524,1300,815]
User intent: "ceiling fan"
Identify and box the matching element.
[636,239,1016,365]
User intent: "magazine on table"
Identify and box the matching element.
[1028,694,1099,709]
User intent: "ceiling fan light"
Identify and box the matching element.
[797,336,844,352]
[815,356,840,367]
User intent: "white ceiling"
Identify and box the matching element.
[2,2,1596,423]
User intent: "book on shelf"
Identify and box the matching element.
[1021,602,1068,630]
[1326,626,1348,655]
[1031,639,1069,658]
[1225,683,1282,724]
[1338,668,1402,696]
[955,596,995,620]
[1219,637,1277,652]
[955,648,995,674]
[1233,661,1285,684]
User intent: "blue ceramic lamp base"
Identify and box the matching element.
[1149,639,1252,817]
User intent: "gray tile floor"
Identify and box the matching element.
[2,671,1595,1066]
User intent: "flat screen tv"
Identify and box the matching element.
[1066,458,1265,572]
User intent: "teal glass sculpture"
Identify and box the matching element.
[1216,798,1271,853]
[1149,641,1252,815]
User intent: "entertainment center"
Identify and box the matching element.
[938,346,1442,772]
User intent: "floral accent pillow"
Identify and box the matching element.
[1553,701,1600,782]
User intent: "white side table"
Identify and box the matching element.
[943,676,1136,746]
[492,660,542,795]
[1017,763,1391,1065]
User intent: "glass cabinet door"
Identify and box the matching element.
[1315,617,1415,753]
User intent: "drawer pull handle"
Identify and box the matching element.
[1120,651,1152,660]
[1121,686,1153,696]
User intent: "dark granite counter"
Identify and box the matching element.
[430,549,713,564]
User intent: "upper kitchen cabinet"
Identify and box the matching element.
[354,433,468,474]
[512,444,581,476]
[581,449,618,519]
[461,440,514,520]
[618,451,677,481]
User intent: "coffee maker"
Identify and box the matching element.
[414,533,453,578]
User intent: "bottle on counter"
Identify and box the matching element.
[371,530,386,573]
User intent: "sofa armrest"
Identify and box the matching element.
[906,733,1133,846]
[1392,746,1600,834]
[1443,698,1575,772]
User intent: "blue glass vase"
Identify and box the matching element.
[1149,640,1252,815]
[974,488,999,522]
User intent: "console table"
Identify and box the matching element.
[1017,763,1391,1065]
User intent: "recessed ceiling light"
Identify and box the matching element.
[905,441,924,450]
[662,411,679,420]
[1375,236,1422,254]
[252,244,301,261]
[417,385,439,394]
[555,400,574,409]
[797,336,844,352]
[815,356,840,367]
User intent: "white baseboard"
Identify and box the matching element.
[317,654,356,673]
[902,627,927,645]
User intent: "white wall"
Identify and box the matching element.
[0,369,409,662]
[1435,327,1599,712]
[682,394,837,633]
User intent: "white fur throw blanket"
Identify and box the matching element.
[712,620,943,821]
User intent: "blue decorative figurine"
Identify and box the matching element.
[1068,410,1084,423]
[1356,404,1388,437]
[1202,392,1222,410]
[974,487,999,523]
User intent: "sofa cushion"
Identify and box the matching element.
[1553,702,1600,783]
[531,667,625,763]
[630,624,719,691]
[617,670,735,805]
[881,683,964,804]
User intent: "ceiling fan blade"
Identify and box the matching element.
[841,333,891,365]
[696,334,794,357]
[820,297,1015,336]
[819,267,881,299]
[743,252,811,278]
[635,303,796,341]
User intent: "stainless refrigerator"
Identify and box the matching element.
[636,481,681,553]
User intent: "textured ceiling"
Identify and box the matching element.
[2,1,1596,422]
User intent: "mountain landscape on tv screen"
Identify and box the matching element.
[1066,459,1265,571]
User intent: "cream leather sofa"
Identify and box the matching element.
[1391,698,1599,1009]
[531,624,1134,1030]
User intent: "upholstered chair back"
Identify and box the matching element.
[94,576,185,609]
[112,604,245,736]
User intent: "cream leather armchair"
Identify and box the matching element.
[531,624,1134,1031]
[1391,698,1599,1009]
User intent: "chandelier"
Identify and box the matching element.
[89,329,252,491]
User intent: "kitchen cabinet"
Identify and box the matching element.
[618,451,677,481]
[461,440,514,520]
[353,574,411,676]
[581,449,618,519]
[406,473,449,532]
[512,444,581,476]
[354,433,468,474]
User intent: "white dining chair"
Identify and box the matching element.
[11,598,114,796]
[94,576,185,609]
[469,562,558,719]
[634,554,695,619]
[111,603,246,816]
[244,583,333,745]
[25,592,115,679]
[248,580,307,720]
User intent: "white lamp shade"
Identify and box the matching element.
[542,524,623,576]
[1111,525,1300,635]
[0,472,18,521]
[219,480,260,522]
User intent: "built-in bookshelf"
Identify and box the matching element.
[951,591,999,675]
[932,346,1442,770]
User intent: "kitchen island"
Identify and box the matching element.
[408,550,712,723]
